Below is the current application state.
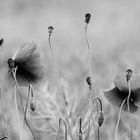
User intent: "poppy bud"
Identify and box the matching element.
[97,111,104,127]
[30,100,36,112]
[48,26,54,35]
[85,13,91,24]
[86,77,92,87]
[0,38,4,47]
[126,69,133,82]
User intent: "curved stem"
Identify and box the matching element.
[14,86,23,140]
[12,68,24,115]
[85,24,92,78]
[0,89,10,140]
[92,97,103,111]
[97,126,100,140]
[24,84,36,140]
[48,34,73,140]
[127,81,133,140]
[55,118,67,140]
[114,98,127,140]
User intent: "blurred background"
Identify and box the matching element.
[1,0,140,139]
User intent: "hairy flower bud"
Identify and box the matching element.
[86,77,92,87]
[98,111,104,127]
[30,100,36,112]
[85,13,91,24]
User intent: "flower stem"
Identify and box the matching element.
[55,118,67,140]
[48,34,74,140]
[127,81,133,140]
[24,85,36,140]
[114,98,127,140]
[14,86,23,140]
[0,89,10,140]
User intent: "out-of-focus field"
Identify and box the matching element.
[1,0,140,140]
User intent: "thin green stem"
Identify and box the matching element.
[24,85,36,140]
[92,97,102,111]
[85,24,92,78]
[97,126,100,140]
[12,68,24,115]
[14,86,23,140]
[114,98,127,140]
[127,81,133,140]
[48,35,73,140]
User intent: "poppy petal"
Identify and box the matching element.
[104,87,125,107]
[104,87,139,113]
[132,88,140,106]
[15,52,43,86]
[13,42,37,64]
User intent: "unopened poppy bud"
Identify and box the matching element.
[98,111,104,127]
[86,77,92,86]
[85,13,91,24]
[0,38,4,47]
[48,26,54,35]
[126,69,133,82]
[30,100,36,112]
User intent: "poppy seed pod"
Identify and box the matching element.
[85,13,91,24]
[126,69,133,82]
[7,42,43,86]
[30,100,36,112]
[48,26,54,35]
[98,111,104,127]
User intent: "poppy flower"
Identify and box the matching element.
[104,70,140,113]
[7,42,43,86]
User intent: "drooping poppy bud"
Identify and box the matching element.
[97,111,104,127]
[85,13,91,24]
[30,100,36,112]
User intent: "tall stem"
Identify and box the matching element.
[127,81,133,140]
[115,98,127,140]
[0,89,10,139]
[48,34,73,140]
[14,86,23,140]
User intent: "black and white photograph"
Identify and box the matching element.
[0,0,140,140]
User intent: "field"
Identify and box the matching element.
[1,0,140,140]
